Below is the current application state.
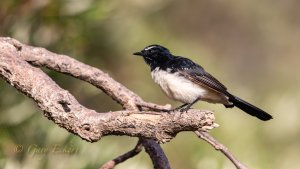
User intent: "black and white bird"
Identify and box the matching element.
[133,44,272,121]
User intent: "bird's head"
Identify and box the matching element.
[133,44,173,70]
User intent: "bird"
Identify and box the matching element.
[133,44,273,121]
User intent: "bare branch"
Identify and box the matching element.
[100,138,171,169]
[195,131,249,169]
[0,37,177,168]
[0,37,216,144]
[2,37,171,111]
[141,139,171,169]
[100,139,144,169]
[1,37,249,169]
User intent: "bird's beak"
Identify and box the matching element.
[133,51,143,56]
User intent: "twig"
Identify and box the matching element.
[100,139,144,169]
[99,138,171,169]
[195,131,249,169]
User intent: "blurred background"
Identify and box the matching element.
[0,0,299,169]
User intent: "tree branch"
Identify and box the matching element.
[141,139,171,169]
[100,139,144,169]
[0,37,186,168]
[2,37,171,111]
[0,37,248,169]
[195,131,249,169]
[0,41,216,143]
[1,38,176,168]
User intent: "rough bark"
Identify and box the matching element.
[0,37,216,143]
[0,37,248,169]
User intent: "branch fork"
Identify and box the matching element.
[0,37,248,169]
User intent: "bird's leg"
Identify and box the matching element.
[171,103,189,112]
[180,97,201,112]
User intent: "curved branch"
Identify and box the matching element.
[0,37,253,169]
[99,138,171,169]
[141,139,171,169]
[100,139,144,169]
[0,37,177,168]
[0,37,216,143]
[195,131,249,169]
[3,37,175,168]
[2,37,171,111]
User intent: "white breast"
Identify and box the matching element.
[151,68,206,103]
[151,68,229,104]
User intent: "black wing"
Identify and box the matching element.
[167,56,228,94]
[166,56,272,121]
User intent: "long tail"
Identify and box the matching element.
[227,95,273,121]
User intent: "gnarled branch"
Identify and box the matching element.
[0,37,248,169]
[2,37,174,168]
[0,38,216,143]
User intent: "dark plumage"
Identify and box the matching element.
[134,44,272,121]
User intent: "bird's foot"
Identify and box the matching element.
[170,103,189,112]
[179,106,191,112]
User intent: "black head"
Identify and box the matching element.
[133,44,173,70]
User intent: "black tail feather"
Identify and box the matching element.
[228,95,273,121]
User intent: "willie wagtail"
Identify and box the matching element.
[133,44,272,121]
